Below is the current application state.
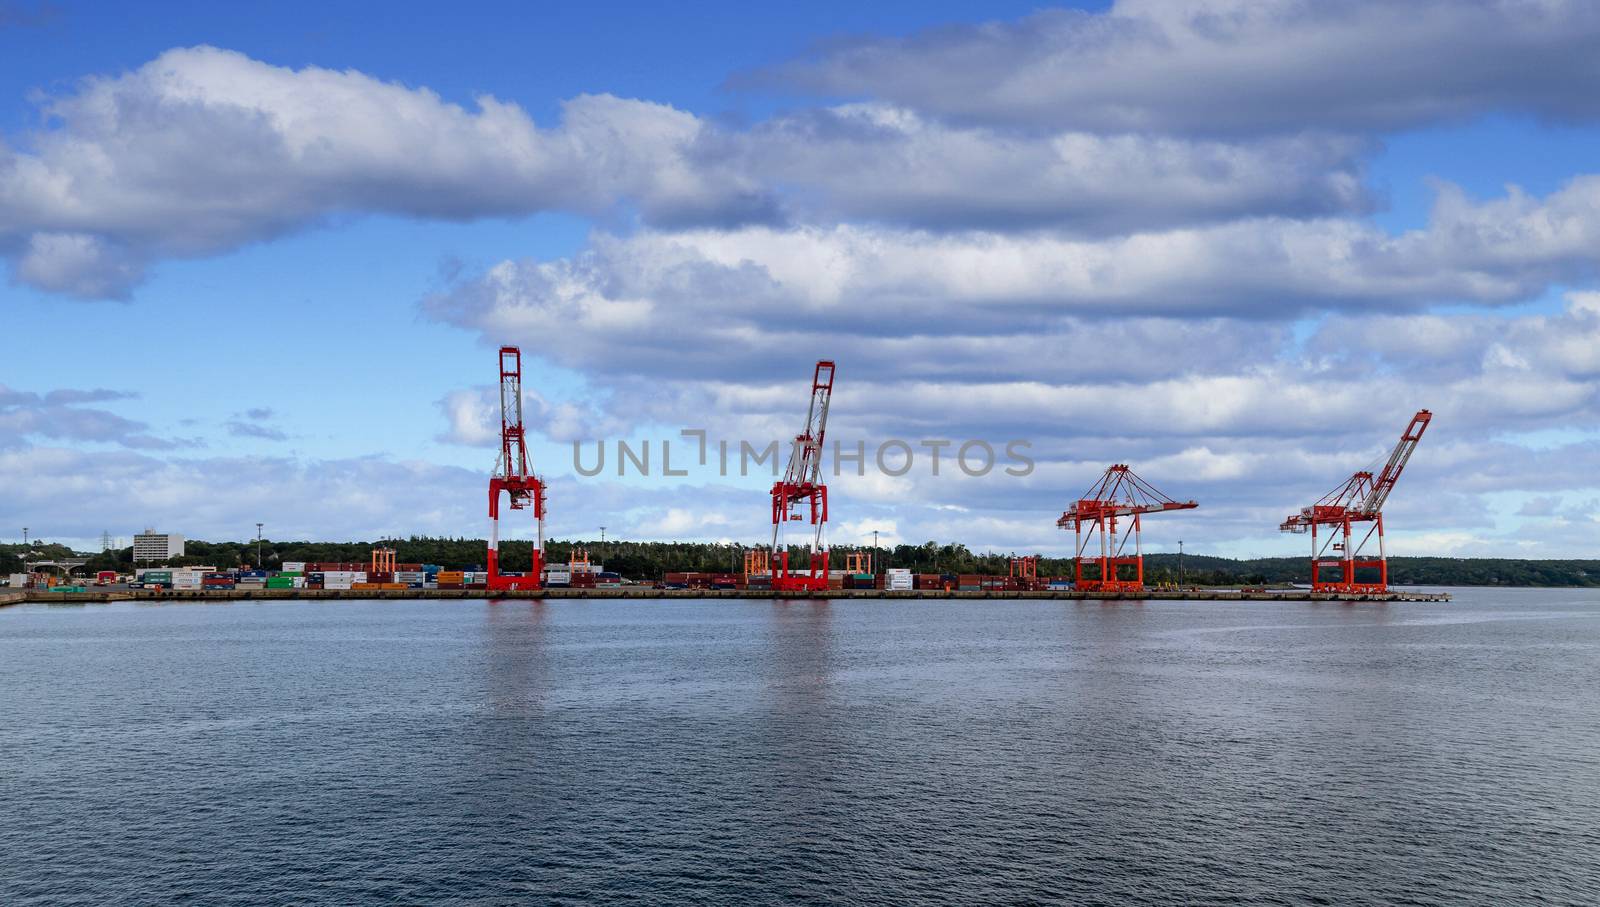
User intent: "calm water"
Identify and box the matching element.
[2,590,1598,905]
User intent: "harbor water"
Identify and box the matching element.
[2,590,1597,904]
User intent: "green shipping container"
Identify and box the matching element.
[276,572,303,578]
[52,586,87,593]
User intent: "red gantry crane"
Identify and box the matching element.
[487,346,546,591]
[1057,465,1197,593]
[1280,410,1431,594]
[769,360,835,593]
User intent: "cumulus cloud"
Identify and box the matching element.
[435,385,628,445]
[725,104,1372,231]
[0,384,179,449]
[430,176,1600,348]
[2,44,1389,298]
[757,0,1600,134]
[225,421,287,441]
[0,46,774,298]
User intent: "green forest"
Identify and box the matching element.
[3,538,1597,586]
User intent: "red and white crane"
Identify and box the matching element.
[1280,409,1432,593]
[1057,465,1197,592]
[487,346,545,591]
[769,360,835,593]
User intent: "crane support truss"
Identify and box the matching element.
[1057,465,1197,593]
[1280,410,1431,594]
[487,346,546,591]
[770,361,835,593]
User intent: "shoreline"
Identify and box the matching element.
[2,587,1450,605]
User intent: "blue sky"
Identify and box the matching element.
[3,0,1599,558]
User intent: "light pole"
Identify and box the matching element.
[872,529,879,573]
[1178,539,1184,589]
[256,523,264,569]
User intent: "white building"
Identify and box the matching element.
[132,529,184,562]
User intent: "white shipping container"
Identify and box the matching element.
[544,571,572,584]
[282,561,306,572]
[322,571,366,582]
[325,581,353,590]
[8,573,31,588]
[394,571,425,582]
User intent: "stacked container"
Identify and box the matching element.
[323,570,365,590]
[886,569,913,591]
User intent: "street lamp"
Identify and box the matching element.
[1178,539,1185,589]
[872,529,879,573]
[256,522,264,569]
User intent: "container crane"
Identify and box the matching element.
[1280,409,1431,593]
[1057,465,1197,593]
[487,346,545,591]
[769,360,835,592]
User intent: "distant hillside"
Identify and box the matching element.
[6,540,1597,586]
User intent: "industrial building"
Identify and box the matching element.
[132,529,184,562]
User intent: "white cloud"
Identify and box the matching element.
[0,46,772,298]
[759,0,1600,134]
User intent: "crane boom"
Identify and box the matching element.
[497,347,532,483]
[779,361,834,488]
[1362,409,1431,515]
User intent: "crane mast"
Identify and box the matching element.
[1056,465,1197,592]
[1280,409,1432,593]
[487,346,546,591]
[769,361,835,592]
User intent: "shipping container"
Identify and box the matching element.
[281,561,307,573]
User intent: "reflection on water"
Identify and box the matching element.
[0,589,1597,904]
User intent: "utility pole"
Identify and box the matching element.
[872,529,879,573]
[22,527,29,548]
[1178,539,1184,589]
[256,522,264,569]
